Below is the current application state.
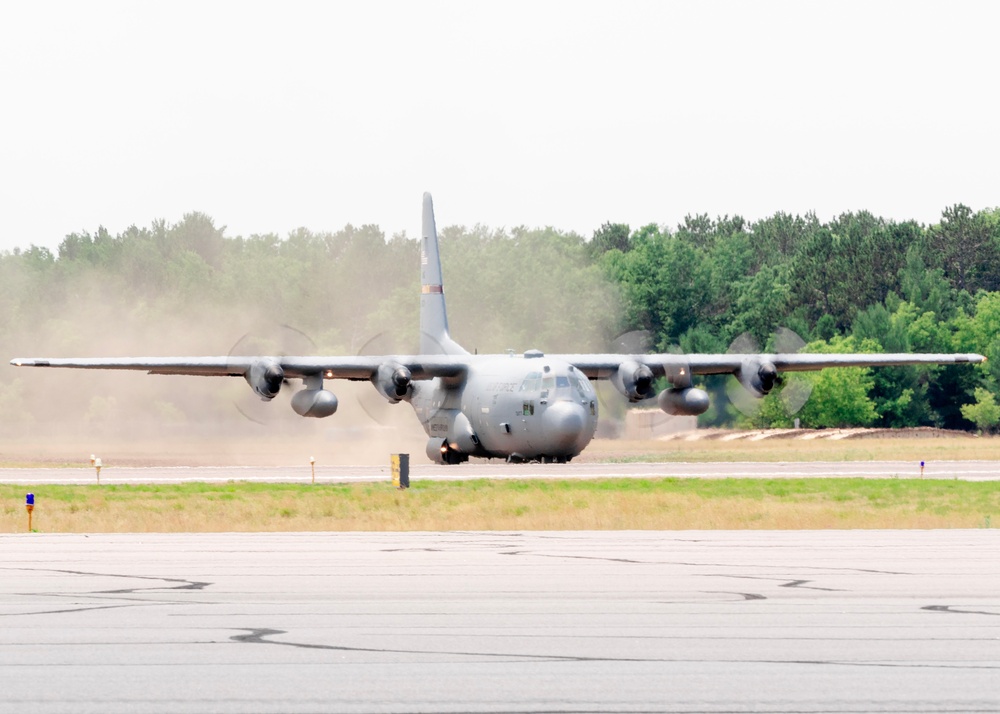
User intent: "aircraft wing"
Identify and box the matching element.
[726,352,985,373]
[558,352,986,379]
[13,352,984,379]
[9,355,469,381]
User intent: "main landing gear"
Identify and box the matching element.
[505,453,572,464]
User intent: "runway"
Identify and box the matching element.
[4,459,1000,485]
[1,530,998,713]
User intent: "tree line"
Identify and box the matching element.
[594,204,1000,430]
[1,203,999,432]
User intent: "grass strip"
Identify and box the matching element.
[2,478,998,532]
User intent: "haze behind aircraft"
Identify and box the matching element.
[11,194,987,463]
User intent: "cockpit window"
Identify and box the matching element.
[522,369,593,399]
[518,372,542,392]
[569,374,593,399]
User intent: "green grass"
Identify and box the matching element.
[3,478,998,532]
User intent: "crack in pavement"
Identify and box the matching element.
[230,628,644,662]
[923,605,1000,616]
[0,567,210,594]
[701,591,767,600]
[500,551,645,564]
[0,603,147,617]
[496,552,905,576]
[0,567,212,617]
[704,574,843,592]
[229,628,1000,670]
[498,553,847,592]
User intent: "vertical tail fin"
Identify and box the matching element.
[420,193,467,355]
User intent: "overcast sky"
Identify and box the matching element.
[1,1,997,251]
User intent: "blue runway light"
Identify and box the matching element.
[25,493,35,532]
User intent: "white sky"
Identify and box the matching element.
[1,1,997,251]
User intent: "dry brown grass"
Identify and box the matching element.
[3,478,997,533]
[580,435,999,463]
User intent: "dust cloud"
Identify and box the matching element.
[2,299,431,467]
[0,220,624,466]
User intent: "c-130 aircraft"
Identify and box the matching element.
[11,194,987,463]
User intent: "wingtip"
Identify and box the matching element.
[10,359,50,367]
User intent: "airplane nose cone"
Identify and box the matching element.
[541,401,588,452]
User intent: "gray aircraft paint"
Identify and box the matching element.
[410,193,596,462]
[419,192,466,358]
[11,194,987,464]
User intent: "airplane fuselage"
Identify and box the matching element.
[411,352,598,463]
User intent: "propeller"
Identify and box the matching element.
[609,330,694,394]
[354,331,401,425]
[725,327,813,421]
[599,330,697,436]
[594,330,652,421]
[610,330,653,355]
[354,330,448,425]
[227,323,317,425]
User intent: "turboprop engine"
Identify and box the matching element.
[611,360,655,402]
[425,413,477,465]
[246,358,284,400]
[426,438,470,465]
[372,362,412,403]
[736,358,779,398]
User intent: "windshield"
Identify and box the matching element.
[520,368,593,400]
[569,373,593,399]
[518,372,542,392]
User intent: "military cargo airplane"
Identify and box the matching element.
[11,194,986,463]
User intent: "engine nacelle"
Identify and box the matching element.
[426,438,447,464]
[658,387,711,416]
[291,388,339,418]
[372,362,412,403]
[426,438,468,465]
[611,359,655,402]
[447,411,479,454]
[246,358,284,400]
[737,358,778,398]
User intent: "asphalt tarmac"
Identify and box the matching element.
[3,459,1000,485]
[1,530,998,713]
